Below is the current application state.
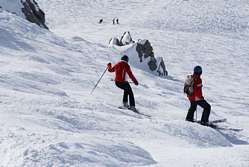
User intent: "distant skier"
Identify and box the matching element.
[112,18,119,24]
[107,55,139,111]
[99,18,103,24]
[184,66,211,125]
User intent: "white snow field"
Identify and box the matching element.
[1,0,249,166]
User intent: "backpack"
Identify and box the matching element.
[184,75,194,96]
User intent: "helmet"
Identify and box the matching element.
[194,65,202,74]
[121,55,129,62]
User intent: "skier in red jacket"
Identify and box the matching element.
[186,66,211,125]
[107,55,138,111]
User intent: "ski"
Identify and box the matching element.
[202,119,227,129]
[213,126,243,132]
[194,119,242,132]
[210,118,227,124]
[194,121,218,128]
[194,118,226,125]
[118,106,151,118]
[131,109,151,118]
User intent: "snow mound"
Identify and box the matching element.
[22,141,156,167]
[162,121,232,147]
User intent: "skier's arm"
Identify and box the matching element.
[107,63,115,72]
[126,65,138,85]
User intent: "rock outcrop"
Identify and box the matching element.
[120,31,134,45]
[0,0,48,29]
[109,32,168,77]
[109,37,122,46]
[21,0,48,29]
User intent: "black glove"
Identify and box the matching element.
[134,80,138,85]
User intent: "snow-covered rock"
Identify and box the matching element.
[109,32,168,77]
[109,37,122,46]
[120,31,134,45]
[0,0,48,29]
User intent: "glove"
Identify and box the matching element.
[134,80,138,86]
[107,63,111,68]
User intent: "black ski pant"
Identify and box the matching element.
[186,99,211,123]
[115,81,135,107]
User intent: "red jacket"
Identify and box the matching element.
[188,74,203,101]
[108,60,138,84]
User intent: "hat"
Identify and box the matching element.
[121,55,129,62]
[194,65,202,74]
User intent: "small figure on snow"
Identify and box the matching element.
[112,18,119,24]
[107,55,139,111]
[184,66,211,125]
[98,18,103,24]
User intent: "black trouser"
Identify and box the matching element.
[115,81,135,107]
[186,99,211,123]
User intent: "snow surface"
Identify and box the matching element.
[1,0,249,166]
[0,0,25,17]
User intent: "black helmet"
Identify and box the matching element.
[194,65,202,74]
[121,55,129,62]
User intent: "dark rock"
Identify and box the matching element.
[148,57,157,71]
[136,39,167,76]
[21,0,48,29]
[136,39,154,62]
[156,57,168,76]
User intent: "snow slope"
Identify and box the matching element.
[1,0,249,166]
[0,0,24,16]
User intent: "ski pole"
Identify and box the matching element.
[196,107,198,121]
[90,67,108,94]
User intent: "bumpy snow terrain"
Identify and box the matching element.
[1,0,249,166]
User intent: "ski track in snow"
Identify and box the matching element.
[0,0,249,166]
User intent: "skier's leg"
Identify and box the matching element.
[122,82,135,107]
[115,81,133,106]
[186,101,197,122]
[197,100,211,123]
[123,90,128,104]
[116,81,128,105]
[128,87,135,107]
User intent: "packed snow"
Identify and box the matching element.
[0,0,249,166]
[0,0,24,17]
